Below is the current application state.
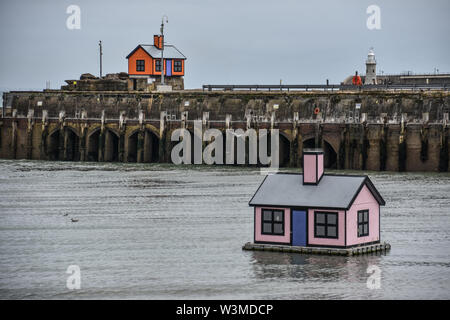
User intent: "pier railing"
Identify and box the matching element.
[202,84,449,92]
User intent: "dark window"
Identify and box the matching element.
[155,59,162,72]
[136,60,145,72]
[314,211,338,239]
[357,210,369,237]
[261,209,284,236]
[174,60,182,72]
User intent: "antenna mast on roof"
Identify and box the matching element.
[99,40,103,78]
[160,15,168,85]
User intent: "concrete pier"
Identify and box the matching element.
[1,89,449,171]
[242,242,391,256]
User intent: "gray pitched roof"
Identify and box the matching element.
[249,174,385,209]
[139,45,186,59]
[126,44,187,60]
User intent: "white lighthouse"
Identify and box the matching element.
[364,48,377,85]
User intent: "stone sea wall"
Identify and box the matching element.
[1,89,449,171]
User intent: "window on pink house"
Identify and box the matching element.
[314,211,338,239]
[261,209,284,236]
[357,210,369,237]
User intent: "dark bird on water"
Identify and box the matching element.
[71,218,79,223]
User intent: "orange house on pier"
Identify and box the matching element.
[126,35,186,89]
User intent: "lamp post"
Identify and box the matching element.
[99,40,103,78]
[160,15,168,85]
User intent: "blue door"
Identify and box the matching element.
[292,210,307,246]
[166,60,172,76]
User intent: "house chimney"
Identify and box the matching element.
[302,148,324,185]
[154,35,163,49]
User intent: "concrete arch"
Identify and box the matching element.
[322,140,338,169]
[104,128,119,162]
[278,131,291,167]
[126,127,142,141]
[302,137,337,169]
[87,127,101,161]
[279,129,293,142]
[321,134,340,159]
[64,127,80,161]
[88,126,119,140]
[86,127,119,162]
[65,126,80,137]
[127,128,160,163]
[144,124,160,139]
[143,129,160,163]
[301,134,316,145]
[127,130,141,162]
[47,126,80,161]
[104,126,120,139]
[302,137,316,149]
[48,127,61,137]
[87,126,102,139]
[48,128,62,160]
[301,135,339,153]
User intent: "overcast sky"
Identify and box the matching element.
[0,0,449,90]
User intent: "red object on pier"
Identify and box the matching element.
[352,75,362,86]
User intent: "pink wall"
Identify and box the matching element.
[346,185,380,246]
[317,154,324,181]
[308,208,345,246]
[303,154,317,183]
[255,207,291,244]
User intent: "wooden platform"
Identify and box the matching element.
[242,242,391,256]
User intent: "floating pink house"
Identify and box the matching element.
[249,149,385,248]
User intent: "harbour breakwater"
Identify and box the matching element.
[0,89,448,171]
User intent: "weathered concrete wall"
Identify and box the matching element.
[1,90,449,171]
[4,90,449,120]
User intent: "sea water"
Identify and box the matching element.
[0,160,449,299]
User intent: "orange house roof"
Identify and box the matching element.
[126,44,186,60]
